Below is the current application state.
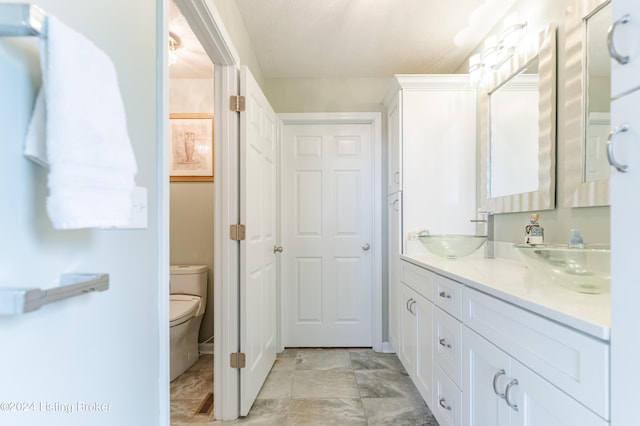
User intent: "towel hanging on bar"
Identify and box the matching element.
[23,14,138,229]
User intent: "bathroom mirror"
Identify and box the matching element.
[564,0,611,207]
[479,24,557,213]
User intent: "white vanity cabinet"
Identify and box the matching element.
[463,287,609,426]
[463,327,607,426]
[398,261,435,408]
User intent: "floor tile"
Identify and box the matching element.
[295,348,352,370]
[361,397,438,426]
[172,348,438,426]
[256,370,293,399]
[355,370,424,401]
[170,398,213,425]
[288,398,367,425]
[234,399,291,425]
[292,370,360,399]
[271,356,296,371]
[349,349,405,372]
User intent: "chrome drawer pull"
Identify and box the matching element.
[406,298,413,312]
[607,123,630,172]
[439,291,452,299]
[608,14,631,65]
[492,369,506,399]
[439,398,452,411]
[505,379,519,412]
[439,338,452,348]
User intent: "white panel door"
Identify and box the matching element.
[239,66,277,415]
[282,122,374,346]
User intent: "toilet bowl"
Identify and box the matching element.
[169,265,208,381]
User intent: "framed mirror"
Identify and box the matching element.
[564,0,611,207]
[479,24,557,213]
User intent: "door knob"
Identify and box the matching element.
[273,246,283,253]
[362,243,370,251]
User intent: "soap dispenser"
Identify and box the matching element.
[568,229,585,248]
[525,213,544,244]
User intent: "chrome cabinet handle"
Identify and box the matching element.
[409,300,416,315]
[392,199,400,211]
[492,369,506,399]
[439,338,452,348]
[406,298,412,312]
[439,291,452,300]
[608,14,631,65]
[393,171,400,184]
[607,123,630,173]
[362,242,371,251]
[505,379,519,412]
[439,398,452,411]
[273,246,284,253]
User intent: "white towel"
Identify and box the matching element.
[24,15,137,229]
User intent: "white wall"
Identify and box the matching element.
[169,78,215,343]
[0,0,164,424]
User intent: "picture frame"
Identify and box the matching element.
[169,113,214,182]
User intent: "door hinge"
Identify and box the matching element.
[230,352,246,369]
[230,224,246,241]
[230,95,246,112]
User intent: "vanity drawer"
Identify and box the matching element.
[433,306,462,387]
[463,287,610,420]
[433,273,463,320]
[400,260,434,301]
[433,363,462,426]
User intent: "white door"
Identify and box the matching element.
[239,66,278,415]
[282,121,374,347]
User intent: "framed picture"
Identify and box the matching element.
[169,113,214,181]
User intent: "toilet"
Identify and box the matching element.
[170,264,208,381]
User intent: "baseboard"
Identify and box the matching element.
[199,342,214,355]
[381,341,396,354]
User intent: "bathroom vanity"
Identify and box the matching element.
[391,253,610,426]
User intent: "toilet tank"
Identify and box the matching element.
[170,265,208,305]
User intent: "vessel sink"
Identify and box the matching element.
[418,234,487,259]
[515,243,610,294]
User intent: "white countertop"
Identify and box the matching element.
[400,250,611,341]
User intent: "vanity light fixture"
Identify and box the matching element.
[168,31,181,66]
[469,14,528,85]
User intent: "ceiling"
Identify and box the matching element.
[169,0,519,80]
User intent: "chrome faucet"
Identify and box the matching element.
[471,210,494,258]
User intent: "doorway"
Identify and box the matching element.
[168,0,216,422]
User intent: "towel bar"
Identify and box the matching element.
[0,3,45,37]
[0,273,109,315]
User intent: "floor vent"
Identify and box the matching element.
[195,392,214,415]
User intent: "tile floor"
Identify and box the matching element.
[171,348,439,425]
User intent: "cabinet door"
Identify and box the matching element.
[414,293,434,408]
[387,193,402,349]
[398,284,417,374]
[611,0,640,97]
[510,360,608,426]
[463,327,510,426]
[387,91,402,194]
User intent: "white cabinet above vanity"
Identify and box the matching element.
[383,75,477,241]
[392,255,610,426]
